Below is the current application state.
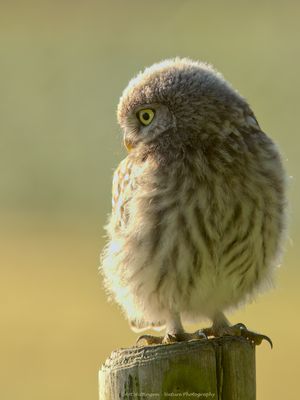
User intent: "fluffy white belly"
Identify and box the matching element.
[102,159,284,327]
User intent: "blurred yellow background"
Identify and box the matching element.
[1,1,299,399]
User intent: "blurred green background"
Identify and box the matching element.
[1,1,299,399]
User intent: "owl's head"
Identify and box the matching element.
[117,58,248,153]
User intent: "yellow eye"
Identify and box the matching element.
[137,109,155,126]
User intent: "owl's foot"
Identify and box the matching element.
[202,322,273,348]
[163,330,207,344]
[136,334,164,346]
[136,330,206,346]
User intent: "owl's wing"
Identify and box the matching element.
[112,159,167,331]
[111,157,135,230]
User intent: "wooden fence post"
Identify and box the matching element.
[99,336,256,399]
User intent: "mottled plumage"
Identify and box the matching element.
[101,58,286,343]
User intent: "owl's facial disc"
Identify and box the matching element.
[123,103,175,152]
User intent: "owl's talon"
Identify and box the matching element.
[193,330,208,340]
[200,327,214,337]
[229,323,273,348]
[163,330,206,343]
[239,328,273,348]
[136,330,207,346]
[136,334,164,346]
[202,322,273,348]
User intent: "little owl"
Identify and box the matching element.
[101,58,286,346]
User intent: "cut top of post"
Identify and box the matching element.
[99,336,256,400]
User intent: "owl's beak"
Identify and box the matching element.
[124,137,133,152]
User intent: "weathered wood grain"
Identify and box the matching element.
[99,336,255,400]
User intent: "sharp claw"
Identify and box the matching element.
[200,327,214,337]
[136,334,163,346]
[136,335,147,345]
[174,330,208,342]
[201,321,273,349]
[196,330,208,340]
[239,328,273,349]
[136,326,272,348]
[258,334,273,349]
